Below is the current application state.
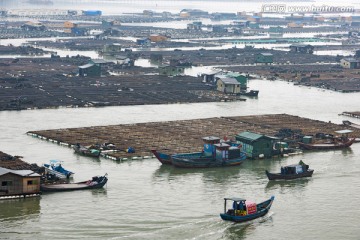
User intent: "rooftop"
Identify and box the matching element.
[219,77,239,85]
[0,167,40,177]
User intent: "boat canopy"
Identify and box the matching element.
[224,197,246,202]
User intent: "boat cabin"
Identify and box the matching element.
[202,136,221,157]
[223,197,257,216]
[214,142,243,160]
[281,163,308,175]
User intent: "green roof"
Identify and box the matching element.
[236,131,264,141]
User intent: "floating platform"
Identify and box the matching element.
[341,111,360,119]
[27,114,360,161]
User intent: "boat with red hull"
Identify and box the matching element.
[297,138,355,150]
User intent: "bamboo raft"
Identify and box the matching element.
[27,114,360,161]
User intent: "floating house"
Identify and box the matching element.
[340,58,360,69]
[82,10,102,16]
[216,77,241,94]
[149,34,168,42]
[187,21,202,30]
[21,21,46,31]
[255,53,273,64]
[287,22,304,28]
[103,44,122,55]
[235,131,278,159]
[158,64,185,76]
[269,26,284,38]
[226,72,248,90]
[0,167,40,198]
[201,70,219,83]
[290,44,314,54]
[78,63,101,77]
[136,38,151,46]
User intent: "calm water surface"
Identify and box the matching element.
[0,80,360,239]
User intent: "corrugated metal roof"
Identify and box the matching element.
[342,58,359,63]
[260,53,273,56]
[0,167,40,177]
[236,131,264,141]
[219,77,239,85]
[91,59,109,64]
[79,63,94,69]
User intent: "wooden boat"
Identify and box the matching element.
[266,161,314,180]
[220,196,275,223]
[171,147,246,168]
[73,143,101,157]
[40,174,108,192]
[43,160,74,179]
[241,90,259,97]
[343,120,360,129]
[152,136,246,167]
[151,150,172,165]
[297,138,355,150]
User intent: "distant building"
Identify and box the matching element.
[212,25,228,33]
[216,77,241,94]
[136,38,151,46]
[21,21,45,31]
[149,34,168,42]
[290,44,314,54]
[314,16,325,22]
[180,9,208,18]
[103,44,122,55]
[287,22,304,28]
[255,53,273,64]
[158,64,185,76]
[187,21,202,31]
[78,63,101,77]
[269,26,284,38]
[201,70,219,83]
[248,22,260,29]
[340,58,360,69]
[150,53,163,62]
[82,10,102,16]
[0,167,40,198]
[226,72,248,90]
[101,20,114,27]
[64,21,78,28]
[143,10,154,16]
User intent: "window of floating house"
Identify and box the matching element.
[2,181,12,186]
[27,180,37,185]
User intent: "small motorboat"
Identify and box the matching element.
[73,143,101,157]
[266,161,314,180]
[220,196,275,223]
[43,160,74,179]
[40,174,108,192]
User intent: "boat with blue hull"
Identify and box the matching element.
[151,150,172,165]
[171,149,246,168]
[43,160,74,179]
[220,196,275,223]
[152,136,247,168]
